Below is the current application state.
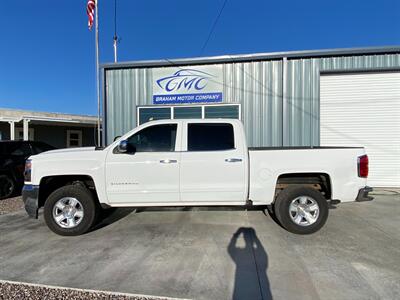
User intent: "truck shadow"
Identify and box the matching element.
[90,203,336,233]
[90,206,263,233]
[228,227,273,300]
[90,207,136,232]
[135,206,264,212]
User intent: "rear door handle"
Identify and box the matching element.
[160,159,178,164]
[225,158,242,163]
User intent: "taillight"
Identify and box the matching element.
[358,155,368,178]
[24,159,32,182]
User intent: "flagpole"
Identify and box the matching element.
[113,37,118,63]
[95,0,101,146]
[113,0,118,63]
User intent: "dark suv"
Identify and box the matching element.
[0,141,55,199]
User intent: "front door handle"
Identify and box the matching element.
[225,158,242,163]
[160,159,178,164]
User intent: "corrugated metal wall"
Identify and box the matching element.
[284,58,320,146]
[105,60,283,146]
[105,54,400,147]
[222,61,282,146]
[105,68,152,140]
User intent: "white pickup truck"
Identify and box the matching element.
[22,119,372,236]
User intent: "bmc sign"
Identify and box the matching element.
[152,65,223,104]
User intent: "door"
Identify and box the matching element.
[180,122,247,203]
[320,72,400,187]
[106,123,181,204]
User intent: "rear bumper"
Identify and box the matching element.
[22,184,39,218]
[356,186,374,202]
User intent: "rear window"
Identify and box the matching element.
[188,123,234,151]
[11,142,32,156]
[32,142,55,154]
[0,142,31,156]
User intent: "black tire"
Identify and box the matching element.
[44,185,99,236]
[0,174,15,200]
[274,185,328,234]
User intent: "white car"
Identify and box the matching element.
[22,119,372,236]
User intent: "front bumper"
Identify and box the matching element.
[22,184,39,218]
[356,186,374,202]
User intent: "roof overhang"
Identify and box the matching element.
[0,116,97,126]
[101,46,400,70]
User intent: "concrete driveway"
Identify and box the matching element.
[0,193,399,300]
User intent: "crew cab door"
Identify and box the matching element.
[179,121,247,203]
[105,122,181,204]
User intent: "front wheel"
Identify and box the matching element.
[274,186,328,234]
[44,185,99,236]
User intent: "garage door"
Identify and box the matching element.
[320,72,400,187]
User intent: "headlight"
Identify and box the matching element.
[24,159,32,182]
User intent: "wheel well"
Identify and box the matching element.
[275,173,332,200]
[38,175,98,209]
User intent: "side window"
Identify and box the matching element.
[188,123,234,151]
[127,124,177,152]
[11,142,32,156]
[32,142,54,154]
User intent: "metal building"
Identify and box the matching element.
[101,46,400,187]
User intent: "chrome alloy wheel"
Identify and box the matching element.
[289,196,320,226]
[52,197,84,228]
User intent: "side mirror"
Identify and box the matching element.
[113,135,121,142]
[117,140,129,153]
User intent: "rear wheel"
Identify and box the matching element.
[274,186,328,234]
[44,185,99,236]
[0,174,15,200]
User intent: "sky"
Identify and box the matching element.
[0,0,399,116]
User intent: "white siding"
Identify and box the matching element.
[320,72,400,187]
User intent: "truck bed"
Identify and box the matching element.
[248,146,367,204]
[249,146,364,151]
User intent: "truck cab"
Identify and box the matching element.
[106,119,248,205]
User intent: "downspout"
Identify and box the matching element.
[282,57,288,146]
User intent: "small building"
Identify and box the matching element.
[0,108,98,148]
[101,46,400,187]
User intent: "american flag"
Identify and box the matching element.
[87,0,96,30]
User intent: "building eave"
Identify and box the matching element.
[101,45,400,70]
[0,108,98,125]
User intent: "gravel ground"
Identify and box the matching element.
[0,281,176,300]
[0,196,24,215]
